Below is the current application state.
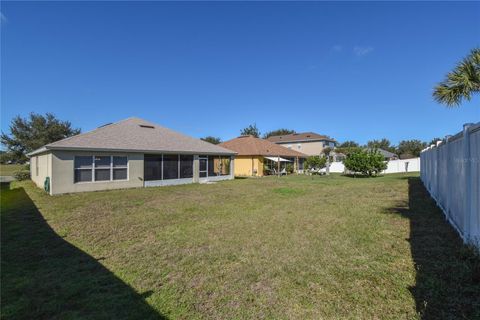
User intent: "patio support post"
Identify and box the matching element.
[277,155,280,177]
[193,155,199,183]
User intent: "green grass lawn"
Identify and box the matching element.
[2,174,479,319]
[0,164,25,176]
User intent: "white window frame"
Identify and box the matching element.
[112,156,129,181]
[74,155,129,184]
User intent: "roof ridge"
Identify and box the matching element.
[47,117,136,147]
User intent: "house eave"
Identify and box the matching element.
[30,146,236,156]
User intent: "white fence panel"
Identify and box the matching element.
[328,158,420,174]
[420,122,480,249]
[329,162,345,173]
[384,158,420,174]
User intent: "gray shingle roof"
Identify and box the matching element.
[28,117,236,156]
[365,148,398,158]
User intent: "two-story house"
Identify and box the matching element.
[266,132,337,156]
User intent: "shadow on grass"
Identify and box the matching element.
[388,177,480,319]
[0,182,167,319]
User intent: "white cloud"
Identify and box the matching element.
[353,46,374,56]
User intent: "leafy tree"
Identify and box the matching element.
[335,141,361,156]
[304,156,326,170]
[263,129,296,139]
[338,141,359,148]
[322,147,332,156]
[397,140,427,158]
[344,149,387,177]
[367,138,396,153]
[0,151,16,164]
[1,113,80,162]
[201,136,222,145]
[433,48,480,107]
[240,123,261,138]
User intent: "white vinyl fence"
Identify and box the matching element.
[328,158,420,174]
[420,122,480,249]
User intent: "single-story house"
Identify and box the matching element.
[366,148,398,160]
[27,117,236,195]
[266,132,337,156]
[219,135,308,176]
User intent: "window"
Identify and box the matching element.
[163,154,178,180]
[74,156,128,183]
[180,155,193,178]
[297,144,301,149]
[113,156,128,180]
[74,156,93,183]
[94,156,111,181]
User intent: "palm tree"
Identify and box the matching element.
[433,48,480,107]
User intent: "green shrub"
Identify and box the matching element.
[13,170,30,181]
[304,156,326,170]
[344,149,387,177]
[285,163,294,174]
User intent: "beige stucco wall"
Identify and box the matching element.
[277,141,327,156]
[50,150,144,195]
[30,152,52,193]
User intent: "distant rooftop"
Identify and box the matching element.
[365,148,398,158]
[266,132,337,143]
[219,135,307,157]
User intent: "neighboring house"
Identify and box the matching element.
[266,132,337,156]
[27,117,236,195]
[219,135,307,176]
[366,148,398,160]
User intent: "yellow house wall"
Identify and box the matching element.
[233,156,264,176]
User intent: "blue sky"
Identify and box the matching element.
[1,1,479,145]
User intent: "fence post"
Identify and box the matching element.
[463,123,473,242]
[445,135,452,220]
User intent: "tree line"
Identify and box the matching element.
[0,114,444,164]
[203,123,441,159]
[335,138,442,159]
